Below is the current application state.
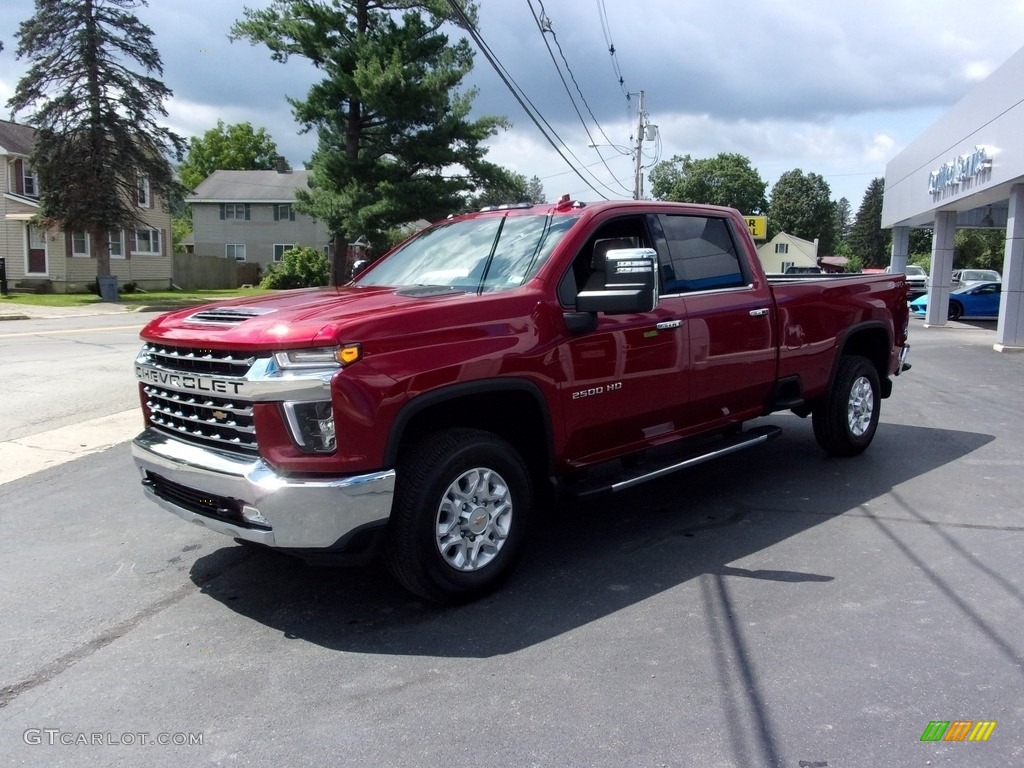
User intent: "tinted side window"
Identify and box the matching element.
[658,215,747,293]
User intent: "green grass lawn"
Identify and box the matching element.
[1,287,271,308]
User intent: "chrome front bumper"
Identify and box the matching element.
[132,429,395,549]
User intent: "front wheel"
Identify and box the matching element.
[384,428,532,603]
[948,301,964,320]
[812,355,881,456]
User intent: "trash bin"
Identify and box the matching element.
[97,275,119,302]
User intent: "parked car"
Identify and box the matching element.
[951,268,1001,286]
[886,264,928,296]
[784,265,823,275]
[910,281,1001,320]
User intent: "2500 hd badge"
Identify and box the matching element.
[135,365,245,395]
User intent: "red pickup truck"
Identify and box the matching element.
[132,198,910,602]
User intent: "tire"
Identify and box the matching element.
[812,355,881,457]
[948,301,964,320]
[384,428,532,603]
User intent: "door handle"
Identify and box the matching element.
[749,308,770,317]
[656,320,683,330]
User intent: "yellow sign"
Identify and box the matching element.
[743,216,767,240]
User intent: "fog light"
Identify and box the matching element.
[283,401,337,453]
[241,505,270,528]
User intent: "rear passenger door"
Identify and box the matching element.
[652,213,776,431]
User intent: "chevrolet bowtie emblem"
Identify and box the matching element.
[212,410,227,420]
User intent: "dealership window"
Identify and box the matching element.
[775,243,789,254]
[72,231,90,257]
[273,243,294,261]
[137,176,150,207]
[226,243,246,261]
[274,204,296,221]
[134,228,161,255]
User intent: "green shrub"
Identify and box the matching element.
[260,246,330,289]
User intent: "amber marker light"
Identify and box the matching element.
[336,344,363,366]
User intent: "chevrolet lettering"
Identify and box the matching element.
[131,197,910,604]
[135,365,245,395]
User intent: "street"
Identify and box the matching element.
[1,313,1022,767]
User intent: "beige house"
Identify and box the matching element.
[187,168,331,270]
[1,119,172,294]
[756,232,819,274]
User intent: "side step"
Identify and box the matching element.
[569,424,781,500]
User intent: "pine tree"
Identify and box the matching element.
[7,0,184,278]
[230,0,508,251]
[847,178,890,268]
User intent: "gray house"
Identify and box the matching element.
[187,168,331,269]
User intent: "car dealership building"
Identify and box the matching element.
[883,45,1024,351]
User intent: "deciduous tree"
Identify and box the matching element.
[8,0,184,278]
[178,120,280,192]
[768,169,839,255]
[649,153,768,214]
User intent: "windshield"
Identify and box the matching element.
[356,213,581,292]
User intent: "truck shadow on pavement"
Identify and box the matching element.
[189,415,993,658]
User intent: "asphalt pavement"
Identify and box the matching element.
[0,318,1021,767]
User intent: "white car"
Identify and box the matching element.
[885,264,927,293]
[952,268,1001,286]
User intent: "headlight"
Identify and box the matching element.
[283,401,336,453]
[273,344,362,370]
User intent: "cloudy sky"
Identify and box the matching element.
[2,0,1023,208]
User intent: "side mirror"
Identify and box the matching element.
[350,259,370,279]
[575,248,659,314]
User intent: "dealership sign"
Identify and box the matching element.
[928,146,993,195]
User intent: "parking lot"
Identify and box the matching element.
[1,316,1021,767]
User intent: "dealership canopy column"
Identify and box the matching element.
[882,45,1024,351]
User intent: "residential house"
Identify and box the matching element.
[187,168,331,270]
[0,118,172,293]
[756,232,819,274]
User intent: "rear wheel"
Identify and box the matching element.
[948,301,964,320]
[812,355,881,456]
[384,428,532,603]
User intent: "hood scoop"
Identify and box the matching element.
[186,306,278,325]
[395,285,466,298]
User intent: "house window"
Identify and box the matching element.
[137,176,150,207]
[24,165,38,196]
[134,228,161,255]
[72,231,90,257]
[109,230,125,259]
[774,243,789,254]
[781,261,794,273]
[226,243,246,261]
[274,204,295,221]
[273,244,294,261]
[221,203,250,220]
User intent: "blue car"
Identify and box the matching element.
[910,281,1001,320]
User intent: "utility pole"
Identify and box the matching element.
[633,90,644,200]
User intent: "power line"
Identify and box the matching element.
[445,0,611,200]
[528,0,632,196]
[597,0,629,98]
